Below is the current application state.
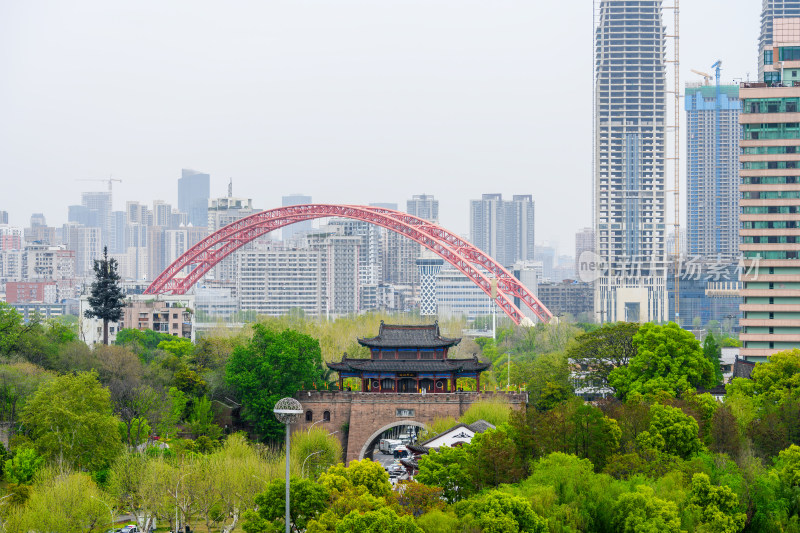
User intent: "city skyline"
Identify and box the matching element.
[0,1,762,256]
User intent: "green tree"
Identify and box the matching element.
[292,427,343,478]
[158,337,195,358]
[157,386,187,439]
[703,332,724,387]
[608,322,714,400]
[565,321,640,394]
[612,485,681,533]
[468,427,526,489]
[393,480,444,518]
[335,508,423,533]
[84,246,126,345]
[689,473,746,533]
[226,325,326,440]
[5,446,44,484]
[187,396,223,440]
[455,491,547,533]
[513,351,573,410]
[569,403,622,470]
[749,348,800,402]
[243,477,329,532]
[415,445,474,503]
[0,302,26,356]
[20,371,121,471]
[319,458,391,499]
[8,470,112,533]
[637,403,702,460]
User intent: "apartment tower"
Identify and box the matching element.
[594,0,668,323]
[740,16,800,360]
[686,82,742,259]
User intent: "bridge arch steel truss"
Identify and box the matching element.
[144,204,552,324]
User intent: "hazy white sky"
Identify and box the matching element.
[0,1,760,255]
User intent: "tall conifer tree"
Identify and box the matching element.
[84,246,125,345]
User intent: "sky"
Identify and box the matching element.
[0,1,761,256]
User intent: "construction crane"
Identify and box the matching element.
[691,68,713,85]
[76,177,122,192]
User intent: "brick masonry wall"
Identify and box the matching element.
[292,391,528,463]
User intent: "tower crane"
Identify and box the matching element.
[76,177,122,192]
[690,68,713,85]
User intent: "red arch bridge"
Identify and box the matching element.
[144,204,553,325]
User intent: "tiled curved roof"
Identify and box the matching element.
[327,356,490,373]
[357,321,461,348]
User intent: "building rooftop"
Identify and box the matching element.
[327,356,489,374]
[357,321,461,349]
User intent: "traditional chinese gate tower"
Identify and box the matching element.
[327,321,490,393]
[292,322,525,463]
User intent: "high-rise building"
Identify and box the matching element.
[208,196,257,232]
[417,254,444,316]
[65,224,101,277]
[126,201,151,226]
[109,211,126,254]
[369,202,398,210]
[281,194,312,241]
[326,218,383,287]
[739,15,800,360]
[469,194,535,268]
[383,230,420,286]
[435,268,492,321]
[237,247,324,317]
[575,228,595,277]
[512,260,541,322]
[407,195,439,222]
[0,211,8,224]
[594,0,667,323]
[81,191,112,249]
[0,225,23,251]
[152,201,172,228]
[29,214,46,228]
[686,82,742,259]
[534,245,556,283]
[178,169,210,228]
[208,194,259,283]
[759,0,800,80]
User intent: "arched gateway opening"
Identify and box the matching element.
[359,421,428,461]
[145,204,552,325]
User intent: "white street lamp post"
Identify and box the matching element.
[274,397,303,533]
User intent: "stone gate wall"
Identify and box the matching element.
[293,391,528,463]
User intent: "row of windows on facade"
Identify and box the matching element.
[305,410,331,423]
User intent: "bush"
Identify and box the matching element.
[460,397,511,427]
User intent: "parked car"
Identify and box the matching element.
[120,526,139,533]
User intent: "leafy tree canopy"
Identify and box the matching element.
[20,371,121,471]
[749,349,800,403]
[335,508,422,533]
[689,473,746,533]
[243,477,329,532]
[637,403,702,460]
[608,322,714,400]
[703,332,724,387]
[319,459,391,499]
[455,491,547,533]
[565,321,640,393]
[225,324,326,441]
[612,485,681,533]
